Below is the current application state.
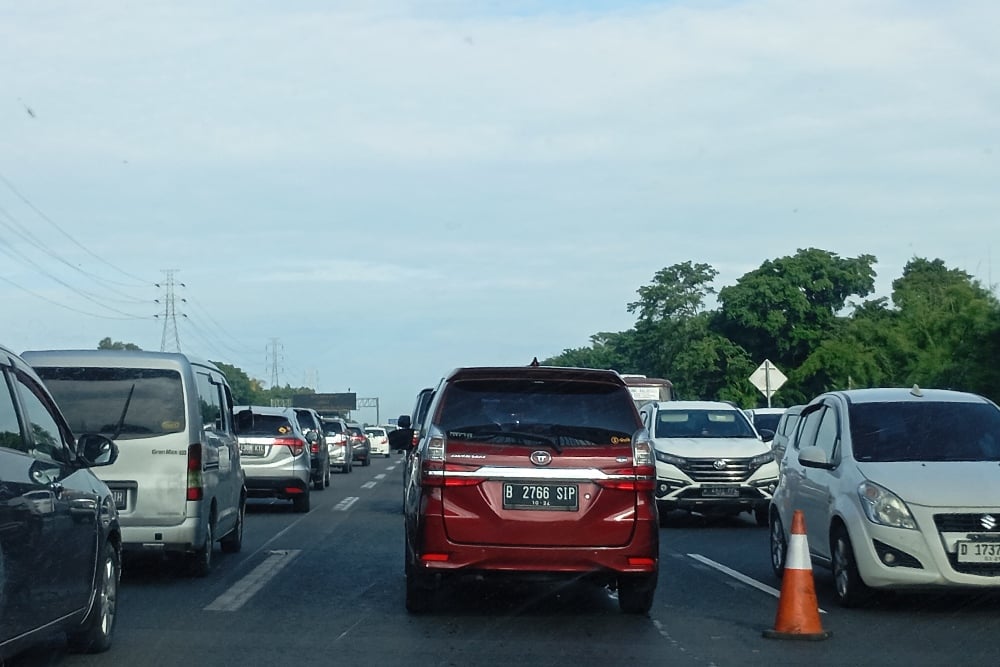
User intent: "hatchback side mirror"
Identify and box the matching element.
[798,445,833,469]
[77,433,119,467]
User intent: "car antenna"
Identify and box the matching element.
[910,384,923,397]
[530,357,540,367]
[110,383,136,439]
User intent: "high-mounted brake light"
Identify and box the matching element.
[186,443,203,501]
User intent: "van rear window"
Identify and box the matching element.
[34,367,185,440]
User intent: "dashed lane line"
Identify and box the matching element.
[204,549,302,612]
[361,481,377,489]
[333,496,360,511]
[375,474,386,480]
[686,553,827,614]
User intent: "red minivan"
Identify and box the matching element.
[403,365,659,614]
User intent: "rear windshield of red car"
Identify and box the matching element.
[436,378,638,445]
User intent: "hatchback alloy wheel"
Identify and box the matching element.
[769,512,787,579]
[832,526,873,607]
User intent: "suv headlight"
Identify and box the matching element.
[749,451,775,470]
[858,481,917,530]
[654,450,685,467]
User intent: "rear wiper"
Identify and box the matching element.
[109,383,136,440]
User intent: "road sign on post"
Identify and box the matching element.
[749,359,787,408]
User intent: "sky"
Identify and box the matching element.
[1,0,998,422]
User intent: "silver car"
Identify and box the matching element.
[235,405,314,512]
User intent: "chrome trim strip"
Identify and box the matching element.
[425,466,634,482]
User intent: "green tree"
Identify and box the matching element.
[97,337,141,351]
[212,361,265,405]
[715,248,877,377]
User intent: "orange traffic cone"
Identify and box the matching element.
[762,510,832,640]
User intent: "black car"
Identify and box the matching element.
[0,344,122,659]
[293,407,331,490]
[346,423,371,466]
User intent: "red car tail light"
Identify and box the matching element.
[595,431,656,492]
[274,437,306,456]
[186,443,203,501]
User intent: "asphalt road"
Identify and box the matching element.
[11,456,1000,666]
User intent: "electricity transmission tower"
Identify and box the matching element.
[267,338,283,388]
[156,269,184,352]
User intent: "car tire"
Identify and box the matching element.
[405,549,433,614]
[363,455,371,467]
[66,540,119,653]
[754,505,769,527]
[617,573,657,614]
[324,462,331,487]
[293,491,311,513]
[220,498,245,554]
[769,511,787,579]
[188,518,214,577]
[832,525,873,607]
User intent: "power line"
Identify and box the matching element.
[0,273,153,320]
[0,171,149,286]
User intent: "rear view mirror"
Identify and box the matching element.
[77,433,119,467]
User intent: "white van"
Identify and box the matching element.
[22,349,246,576]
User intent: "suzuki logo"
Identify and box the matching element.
[981,514,997,531]
[713,459,728,471]
[530,451,552,466]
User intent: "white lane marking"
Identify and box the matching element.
[375,474,386,480]
[334,496,360,511]
[686,553,827,614]
[386,465,396,471]
[204,549,301,612]
[361,481,377,489]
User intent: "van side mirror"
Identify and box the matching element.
[397,415,411,429]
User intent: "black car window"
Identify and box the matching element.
[34,367,185,439]
[322,420,344,435]
[752,413,782,433]
[657,410,756,438]
[242,414,296,437]
[850,401,1000,462]
[14,372,67,463]
[438,378,637,445]
[0,370,26,452]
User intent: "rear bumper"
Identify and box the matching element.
[245,476,310,500]
[413,515,659,576]
[120,517,205,553]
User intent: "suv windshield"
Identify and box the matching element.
[34,367,185,439]
[656,409,756,439]
[438,378,637,445]
[850,401,1000,462]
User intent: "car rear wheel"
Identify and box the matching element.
[324,462,331,487]
[617,573,657,614]
[188,518,214,577]
[405,543,433,613]
[67,541,119,653]
[293,491,311,513]
[832,525,873,607]
[769,511,787,579]
[363,454,371,467]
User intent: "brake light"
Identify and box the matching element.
[419,429,484,487]
[186,443,203,501]
[595,431,656,492]
[274,437,306,456]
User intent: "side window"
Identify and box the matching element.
[813,406,840,462]
[795,407,824,450]
[219,383,235,434]
[0,370,26,452]
[195,372,223,431]
[14,372,68,463]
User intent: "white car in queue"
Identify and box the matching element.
[770,386,1000,607]
[640,400,778,526]
[365,426,390,458]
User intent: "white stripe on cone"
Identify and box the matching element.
[786,532,811,571]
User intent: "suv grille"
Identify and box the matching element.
[680,458,753,483]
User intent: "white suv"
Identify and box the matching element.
[770,387,1000,607]
[641,400,778,526]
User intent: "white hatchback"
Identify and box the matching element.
[770,386,1000,607]
[365,426,390,457]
